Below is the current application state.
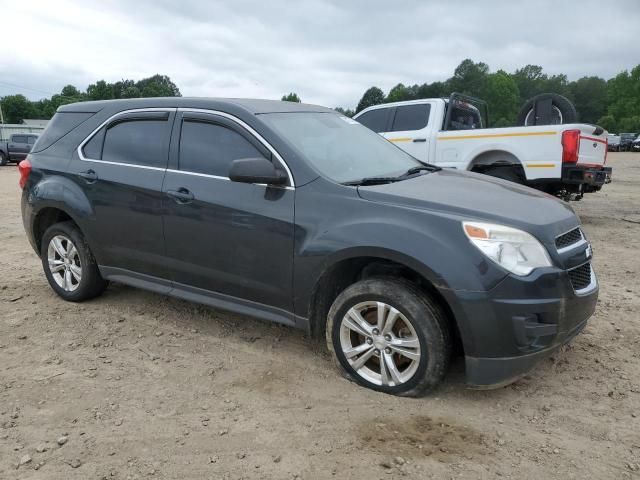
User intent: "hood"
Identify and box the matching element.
[357,169,579,241]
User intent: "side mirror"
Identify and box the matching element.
[229,157,287,185]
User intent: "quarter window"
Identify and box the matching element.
[389,104,430,132]
[356,108,391,133]
[101,119,168,168]
[179,120,264,177]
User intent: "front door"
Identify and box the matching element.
[381,103,432,162]
[162,111,295,314]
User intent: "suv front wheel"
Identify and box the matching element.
[41,221,107,302]
[326,278,451,396]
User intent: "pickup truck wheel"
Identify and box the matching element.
[0,153,7,166]
[326,278,450,397]
[484,166,524,185]
[41,221,107,302]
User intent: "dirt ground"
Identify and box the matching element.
[1,153,639,480]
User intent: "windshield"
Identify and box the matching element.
[260,112,422,183]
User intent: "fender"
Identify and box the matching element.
[466,146,524,170]
[26,174,102,259]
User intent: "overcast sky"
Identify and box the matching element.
[1,0,638,109]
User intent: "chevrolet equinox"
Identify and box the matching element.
[19,98,598,396]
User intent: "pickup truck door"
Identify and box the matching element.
[381,103,432,162]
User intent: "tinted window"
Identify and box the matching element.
[102,120,168,168]
[12,135,27,143]
[179,120,264,177]
[31,112,94,153]
[27,136,37,145]
[356,108,390,133]
[82,128,105,159]
[390,104,430,131]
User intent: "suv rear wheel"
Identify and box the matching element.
[0,152,7,166]
[41,221,107,301]
[326,278,450,396]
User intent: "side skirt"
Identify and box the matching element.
[99,266,307,331]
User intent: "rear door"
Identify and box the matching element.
[71,109,175,281]
[381,103,432,161]
[162,111,295,313]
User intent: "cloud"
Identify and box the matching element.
[1,0,638,109]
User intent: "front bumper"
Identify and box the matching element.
[442,266,598,388]
[562,165,612,186]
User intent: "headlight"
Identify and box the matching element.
[462,221,552,276]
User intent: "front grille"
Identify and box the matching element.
[556,228,583,249]
[568,262,592,291]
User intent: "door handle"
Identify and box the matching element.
[166,188,194,204]
[78,169,98,183]
[412,138,427,143]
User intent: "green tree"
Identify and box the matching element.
[568,76,608,124]
[355,86,385,113]
[61,85,82,98]
[481,70,520,126]
[334,107,355,117]
[136,74,181,97]
[607,66,640,125]
[448,59,489,96]
[281,92,301,102]
[0,94,35,123]
[596,114,617,132]
[512,65,546,102]
[385,83,411,103]
[87,80,115,100]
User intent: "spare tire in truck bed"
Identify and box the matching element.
[516,93,577,126]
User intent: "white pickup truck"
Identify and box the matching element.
[353,94,612,200]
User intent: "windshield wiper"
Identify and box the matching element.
[343,164,441,186]
[343,176,402,186]
[402,164,442,176]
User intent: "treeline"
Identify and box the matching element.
[335,59,640,133]
[2,62,639,133]
[0,74,180,123]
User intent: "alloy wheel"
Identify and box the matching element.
[47,235,82,292]
[339,301,421,387]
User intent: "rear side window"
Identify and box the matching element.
[179,120,264,177]
[356,108,391,133]
[31,112,95,153]
[101,120,168,168]
[390,104,430,131]
[12,135,27,143]
[27,136,37,145]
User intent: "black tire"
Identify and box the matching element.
[484,166,525,184]
[516,93,577,126]
[41,221,107,302]
[0,152,7,166]
[326,277,451,397]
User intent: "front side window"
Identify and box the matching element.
[356,108,391,133]
[13,135,27,143]
[27,136,38,145]
[101,119,168,168]
[179,120,264,177]
[261,112,422,184]
[390,104,430,132]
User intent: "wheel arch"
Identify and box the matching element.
[468,149,522,171]
[307,251,463,355]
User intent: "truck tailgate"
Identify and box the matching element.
[577,126,607,167]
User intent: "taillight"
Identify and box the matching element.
[562,129,580,164]
[18,158,32,189]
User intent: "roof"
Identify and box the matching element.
[57,97,334,115]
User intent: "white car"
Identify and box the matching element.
[354,95,611,200]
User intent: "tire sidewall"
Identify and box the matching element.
[41,222,96,301]
[327,279,445,396]
[0,153,7,166]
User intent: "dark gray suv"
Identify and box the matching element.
[19,98,598,396]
